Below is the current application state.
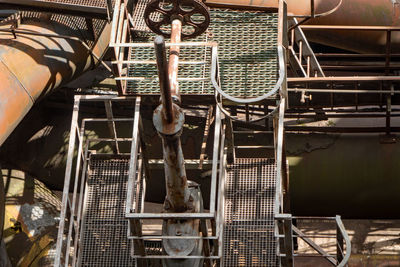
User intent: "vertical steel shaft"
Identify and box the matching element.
[154,35,174,123]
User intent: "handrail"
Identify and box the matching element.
[336,216,351,267]
[211,45,286,104]
[275,214,351,266]
[290,0,342,19]
[288,0,342,31]
[274,98,286,215]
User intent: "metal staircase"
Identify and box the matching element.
[78,155,134,266]
[288,18,325,78]
[222,158,278,266]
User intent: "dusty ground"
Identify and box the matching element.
[295,219,400,266]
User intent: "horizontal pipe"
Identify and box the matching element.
[288,76,400,82]
[289,88,399,94]
[0,17,111,145]
[301,25,400,31]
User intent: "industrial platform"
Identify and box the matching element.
[49,0,351,266]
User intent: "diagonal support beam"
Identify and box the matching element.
[292,225,337,266]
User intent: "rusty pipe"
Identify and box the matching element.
[169,19,182,102]
[0,17,110,146]
[153,103,189,212]
[153,20,189,212]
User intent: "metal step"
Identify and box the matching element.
[231,126,275,159]
[223,158,278,266]
[232,130,274,134]
[78,155,136,267]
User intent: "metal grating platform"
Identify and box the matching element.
[223,158,278,266]
[0,0,111,48]
[126,8,278,96]
[6,0,109,8]
[131,0,154,32]
[48,0,108,7]
[78,155,136,267]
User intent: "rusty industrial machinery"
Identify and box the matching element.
[148,0,212,261]
[50,0,354,266]
[4,0,400,266]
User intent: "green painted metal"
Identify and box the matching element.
[126,9,278,96]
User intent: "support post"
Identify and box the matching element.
[283,217,294,267]
[276,214,294,267]
[336,216,344,264]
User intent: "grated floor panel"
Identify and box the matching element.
[1,0,111,48]
[131,0,156,32]
[29,0,108,8]
[79,155,136,267]
[223,158,278,266]
[127,7,278,97]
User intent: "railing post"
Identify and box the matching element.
[276,214,294,267]
[336,215,344,264]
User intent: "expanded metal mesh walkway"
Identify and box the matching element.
[78,155,135,267]
[126,7,278,96]
[223,158,278,266]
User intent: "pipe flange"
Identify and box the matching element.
[153,103,185,135]
[144,0,210,39]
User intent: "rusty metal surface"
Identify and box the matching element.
[0,15,110,146]
[153,24,191,213]
[169,19,182,100]
[304,0,400,53]
[153,103,188,212]
[203,0,337,15]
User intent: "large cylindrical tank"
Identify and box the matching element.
[0,13,110,146]
[308,0,400,53]
[205,0,400,53]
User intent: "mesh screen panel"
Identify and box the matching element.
[79,155,136,267]
[223,158,278,266]
[126,8,278,96]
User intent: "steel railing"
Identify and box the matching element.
[275,215,351,267]
[54,95,138,267]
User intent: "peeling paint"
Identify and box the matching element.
[286,133,339,156]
